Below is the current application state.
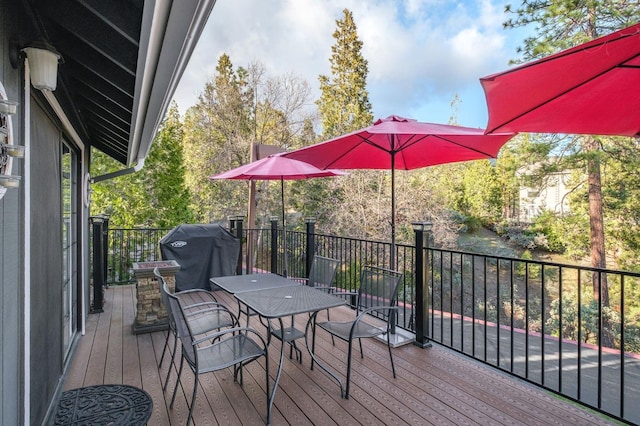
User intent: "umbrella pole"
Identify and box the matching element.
[281,177,287,276]
[390,153,396,270]
[390,153,397,336]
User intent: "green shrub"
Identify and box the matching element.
[527,210,566,253]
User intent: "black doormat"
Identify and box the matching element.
[53,384,153,425]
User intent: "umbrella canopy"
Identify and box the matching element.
[283,115,516,267]
[211,155,346,181]
[481,22,640,137]
[209,155,345,274]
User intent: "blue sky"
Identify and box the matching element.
[173,0,532,130]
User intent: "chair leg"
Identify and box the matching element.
[345,338,355,399]
[163,332,178,392]
[159,329,170,368]
[290,341,302,363]
[358,338,364,358]
[327,309,335,345]
[170,354,185,408]
[387,334,396,378]
[234,361,244,385]
[186,372,198,426]
[286,315,300,361]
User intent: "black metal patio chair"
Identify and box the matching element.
[273,255,341,360]
[166,286,269,426]
[311,265,403,399]
[154,267,236,392]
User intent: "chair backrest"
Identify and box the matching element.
[307,255,340,288]
[357,266,403,316]
[165,287,198,366]
[154,267,175,331]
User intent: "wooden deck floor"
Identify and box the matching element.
[63,285,616,425]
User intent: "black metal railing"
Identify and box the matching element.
[98,219,639,424]
[103,227,171,284]
[422,247,639,425]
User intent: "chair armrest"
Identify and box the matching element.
[352,305,399,327]
[356,305,398,318]
[185,304,231,317]
[177,288,219,302]
[192,326,267,348]
[182,302,229,316]
[192,326,242,345]
[185,304,237,325]
[326,287,357,298]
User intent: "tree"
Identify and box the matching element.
[317,8,373,139]
[182,54,253,223]
[494,140,524,221]
[90,102,193,227]
[182,55,314,226]
[460,160,503,225]
[90,150,146,227]
[600,137,640,271]
[142,104,194,227]
[504,2,640,305]
[504,2,639,62]
[309,9,382,237]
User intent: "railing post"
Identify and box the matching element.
[246,219,255,276]
[234,216,244,275]
[270,216,279,274]
[90,216,105,313]
[101,214,110,288]
[228,215,237,233]
[412,221,432,348]
[305,217,316,277]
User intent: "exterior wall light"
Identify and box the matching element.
[23,41,63,91]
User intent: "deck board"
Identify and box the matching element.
[63,285,616,425]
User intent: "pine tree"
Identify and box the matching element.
[504,2,640,306]
[311,9,377,236]
[89,103,194,227]
[317,8,373,138]
[143,103,194,227]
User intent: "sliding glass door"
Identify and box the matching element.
[61,141,78,357]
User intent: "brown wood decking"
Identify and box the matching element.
[63,285,616,425]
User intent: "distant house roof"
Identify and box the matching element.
[19,0,216,166]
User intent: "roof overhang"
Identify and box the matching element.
[20,0,217,166]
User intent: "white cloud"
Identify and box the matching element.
[173,0,523,129]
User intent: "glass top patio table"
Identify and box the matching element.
[210,273,300,294]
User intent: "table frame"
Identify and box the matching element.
[227,278,346,425]
[211,273,300,328]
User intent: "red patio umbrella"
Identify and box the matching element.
[209,155,345,274]
[481,22,640,137]
[283,115,515,267]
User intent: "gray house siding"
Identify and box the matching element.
[1,2,84,423]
